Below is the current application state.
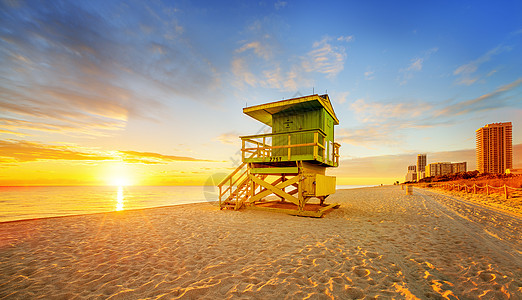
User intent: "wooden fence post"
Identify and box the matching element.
[473,184,476,194]
[486,185,489,195]
[504,184,508,199]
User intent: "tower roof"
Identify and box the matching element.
[243,94,339,127]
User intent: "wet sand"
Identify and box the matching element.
[1,186,521,299]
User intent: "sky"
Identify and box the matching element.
[1,0,522,186]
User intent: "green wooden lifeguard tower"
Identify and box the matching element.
[218,94,340,217]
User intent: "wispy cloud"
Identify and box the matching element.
[215,132,242,145]
[364,70,375,80]
[119,151,217,163]
[337,35,354,42]
[453,45,509,85]
[435,78,522,117]
[236,41,272,60]
[0,1,221,138]
[0,140,216,164]
[231,32,351,91]
[350,98,432,124]
[399,48,437,84]
[274,1,287,10]
[0,140,112,163]
[336,126,401,148]
[302,37,346,78]
[341,78,522,149]
[231,57,258,88]
[332,91,350,104]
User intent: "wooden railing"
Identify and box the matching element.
[333,142,340,166]
[431,182,522,199]
[240,129,340,165]
[217,161,248,207]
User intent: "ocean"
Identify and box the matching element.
[0,185,374,222]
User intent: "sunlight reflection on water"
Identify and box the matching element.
[0,186,213,222]
[116,186,124,211]
[0,185,371,222]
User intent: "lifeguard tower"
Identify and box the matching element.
[218,94,340,217]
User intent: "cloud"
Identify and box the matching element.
[118,151,217,163]
[408,58,423,71]
[364,70,375,80]
[350,98,432,124]
[231,38,309,91]
[341,78,521,148]
[236,41,271,60]
[336,126,401,148]
[0,140,112,163]
[332,91,350,104]
[0,1,221,138]
[302,37,346,78]
[214,132,243,145]
[231,25,350,91]
[0,140,216,164]
[453,46,508,85]
[399,48,437,84]
[337,35,354,42]
[435,78,522,117]
[274,1,287,10]
[231,57,258,88]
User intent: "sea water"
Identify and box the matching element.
[0,185,372,222]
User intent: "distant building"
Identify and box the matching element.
[452,162,467,174]
[476,122,512,174]
[426,162,467,177]
[405,165,417,182]
[417,154,427,180]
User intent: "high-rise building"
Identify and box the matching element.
[405,165,417,182]
[417,154,427,180]
[476,122,512,174]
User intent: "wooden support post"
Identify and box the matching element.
[242,139,245,161]
[298,175,304,211]
[280,175,286,203]
[287,135,291,161]
[262,137,266,158]
[313,132,318,160]
[251,176,255,199]
[504,184,508,199]
[219,185,222,207]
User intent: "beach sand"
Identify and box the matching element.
[426,185,522,216]
[1,186,521,299]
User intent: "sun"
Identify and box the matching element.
[111,177,131,186]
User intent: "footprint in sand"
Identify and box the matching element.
[345,286,365,299]
[353,267,370,277]
[478,271,496,282]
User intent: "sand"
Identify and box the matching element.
[427,185,522,216]
[1,186,521,299]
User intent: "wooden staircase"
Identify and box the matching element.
[217,159,257,210]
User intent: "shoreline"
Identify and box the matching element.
[0,201,219,225]
[2,186,520,299]
[0,186,376,224]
